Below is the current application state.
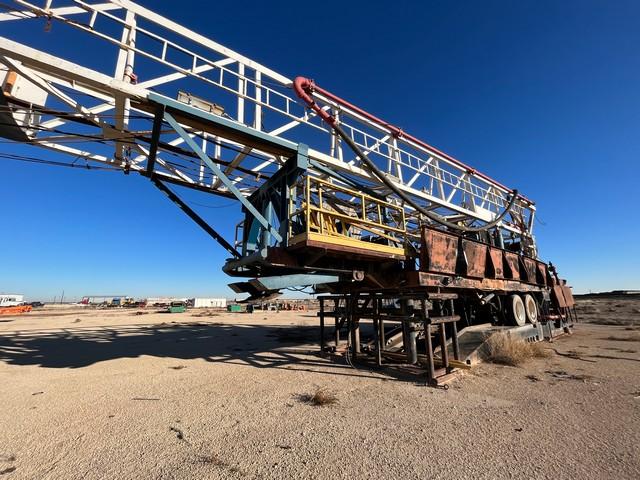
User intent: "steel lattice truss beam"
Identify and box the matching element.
[0,0,537,248]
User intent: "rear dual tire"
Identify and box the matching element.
[508,294,538,326]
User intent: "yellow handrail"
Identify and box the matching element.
[290,176,408,243]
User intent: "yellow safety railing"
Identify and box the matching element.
[288,176,407,255]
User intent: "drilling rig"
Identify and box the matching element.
[0,1,576,384]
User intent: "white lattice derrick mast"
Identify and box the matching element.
[0,0,536,251]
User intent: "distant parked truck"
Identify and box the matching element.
[191,298,227,309]
[80,296,128,306]
[147,297,189,307]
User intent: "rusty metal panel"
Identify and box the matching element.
[521,257,537,284]
[421,228,458,275]
[551,285,568,308]
[461,239,487,278]
[487,247,504,279]
[503,252,520,280]
[561,285,575,307]
[536,262,548,286]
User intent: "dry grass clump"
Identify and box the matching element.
[298,388,338,406]
[485,332,550,366]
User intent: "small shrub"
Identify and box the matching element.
[298,388,338,406]
[527,341,551,358]
[485,332,550,366]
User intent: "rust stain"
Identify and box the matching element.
[551,285,568,308]
[503,251,520,280]
[421,228,458,275]
[536,261,548,286]
[487,247,504,279]
[521,257,537,284]
[462,240,487,278]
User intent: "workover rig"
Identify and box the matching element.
[0,1,576,384]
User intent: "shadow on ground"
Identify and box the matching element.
[0,321,323,369]
[0,321,413,381]
[0,320,434,384]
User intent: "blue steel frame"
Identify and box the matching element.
[163,112,284,243]
[143,93,342,293]
[147,92,310,246]
[242,145,308,255]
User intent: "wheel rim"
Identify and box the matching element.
[510,295,526,326]
[515,300,526,325]
[524,295,538,323]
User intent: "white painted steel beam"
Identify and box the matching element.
[0,0,535,242]
[0,2,121,22]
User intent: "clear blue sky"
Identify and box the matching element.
[1,0,639,300]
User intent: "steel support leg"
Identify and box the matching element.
[439,323,450,373]
[350,296,360,360]
[379,303,386,347]
[400,299,417,364]
[407,320,418,365]
[451,319,460,362]
[374,298,382,366]
[334,298,341,349]
[424,322,435,385]
[450,300,460,361]
[319,298,325,354]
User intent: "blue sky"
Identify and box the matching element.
[1,0,639,300]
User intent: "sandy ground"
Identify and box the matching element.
[0,299,639,479]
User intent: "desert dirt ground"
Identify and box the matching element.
[0,298,639,479]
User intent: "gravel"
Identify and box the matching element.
[0,304,638,479]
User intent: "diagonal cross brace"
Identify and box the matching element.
[151,177,241,259]
[163,111,283,243]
